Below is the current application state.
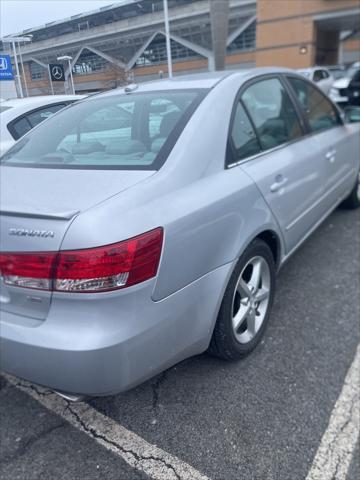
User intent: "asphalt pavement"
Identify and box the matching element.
[1,206,359,480]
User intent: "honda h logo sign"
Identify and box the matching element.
[0,55,14,80]
[49,63,65,82]
[0,57,8,69]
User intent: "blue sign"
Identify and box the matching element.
[0,55,14,80]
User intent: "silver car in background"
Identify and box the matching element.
[1,68,359,398]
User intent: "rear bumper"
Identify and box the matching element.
[0,263,231,396]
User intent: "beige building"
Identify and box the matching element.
[256,0,360,68]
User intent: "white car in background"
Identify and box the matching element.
[0,95,85,156]
[297,67,334,94]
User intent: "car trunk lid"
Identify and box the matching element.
[0,166,155,320]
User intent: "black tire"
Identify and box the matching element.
[341,172,360,209]
[209,239,276,360]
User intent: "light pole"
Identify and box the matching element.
[163,0,173,78]
[18,40,31,97]
[57,55,75,94]
[47,65,55,95]
[11,41,23,97]
[1,35,32,98]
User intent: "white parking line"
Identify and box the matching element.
[4,345,359,479]
[4,373,209,480]
[306,344,360,480]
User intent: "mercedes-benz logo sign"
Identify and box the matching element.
[52,66,63,80]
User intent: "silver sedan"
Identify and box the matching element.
[1,68,359,398]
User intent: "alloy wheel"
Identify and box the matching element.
[231,256,271,344]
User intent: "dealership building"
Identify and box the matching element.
[1,0,359,96]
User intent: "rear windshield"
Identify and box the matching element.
[1,90,206,170]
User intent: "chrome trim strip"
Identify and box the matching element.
[285,169,355,232]
[281,188,353,266]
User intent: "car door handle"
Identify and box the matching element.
[325,149,336,162]
[270,176,288,193]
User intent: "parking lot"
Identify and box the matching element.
[0,206,359,480]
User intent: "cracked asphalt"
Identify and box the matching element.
[1,207,359,480]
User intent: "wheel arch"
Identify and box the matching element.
[255,229,282,270]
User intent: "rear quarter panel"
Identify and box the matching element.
[60,73,284,301]
[152,168,278,300]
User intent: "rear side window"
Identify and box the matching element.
[26,103,67,127]
[313,70,323,82]
[241,77,302,151]
[287,76,341,133]
[10,117,32,139]
[229,101,261,162]
[8,103,68,140]
[2,90,205,170]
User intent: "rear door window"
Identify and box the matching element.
[313,70,323,83]
[10,117,32,139]
[241,77,302,151]
[26,103,67,127]
[228,101,261,163]
[8,103,69,140]
[287,76,341,133]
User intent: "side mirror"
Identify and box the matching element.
[344,106,360,123]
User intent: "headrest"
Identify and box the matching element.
[72,142,104,154]
[105,140,146,155]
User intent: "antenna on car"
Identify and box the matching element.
[124,83,139,94]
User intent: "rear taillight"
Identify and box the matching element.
[0,228,163,293]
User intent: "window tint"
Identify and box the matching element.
[1,90,204,170]
[229,101,261,162]
[26,104,67,127]
[242,77,302,151]
[288,76,341,133]
[322,70,330,79]
[10,117,32,139]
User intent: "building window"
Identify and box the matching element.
[30,61,45,80]
[136,34,202,67]
[72,52,108,76]
[227,21,256,53]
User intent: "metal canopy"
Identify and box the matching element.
[314,7,360,32]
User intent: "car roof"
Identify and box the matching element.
[88,67,295,100]
[1,95,85,108]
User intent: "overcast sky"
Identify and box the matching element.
[1,0,120,36]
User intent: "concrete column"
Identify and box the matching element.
[210,0,230,71]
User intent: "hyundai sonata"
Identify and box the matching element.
[1,68,359,398]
